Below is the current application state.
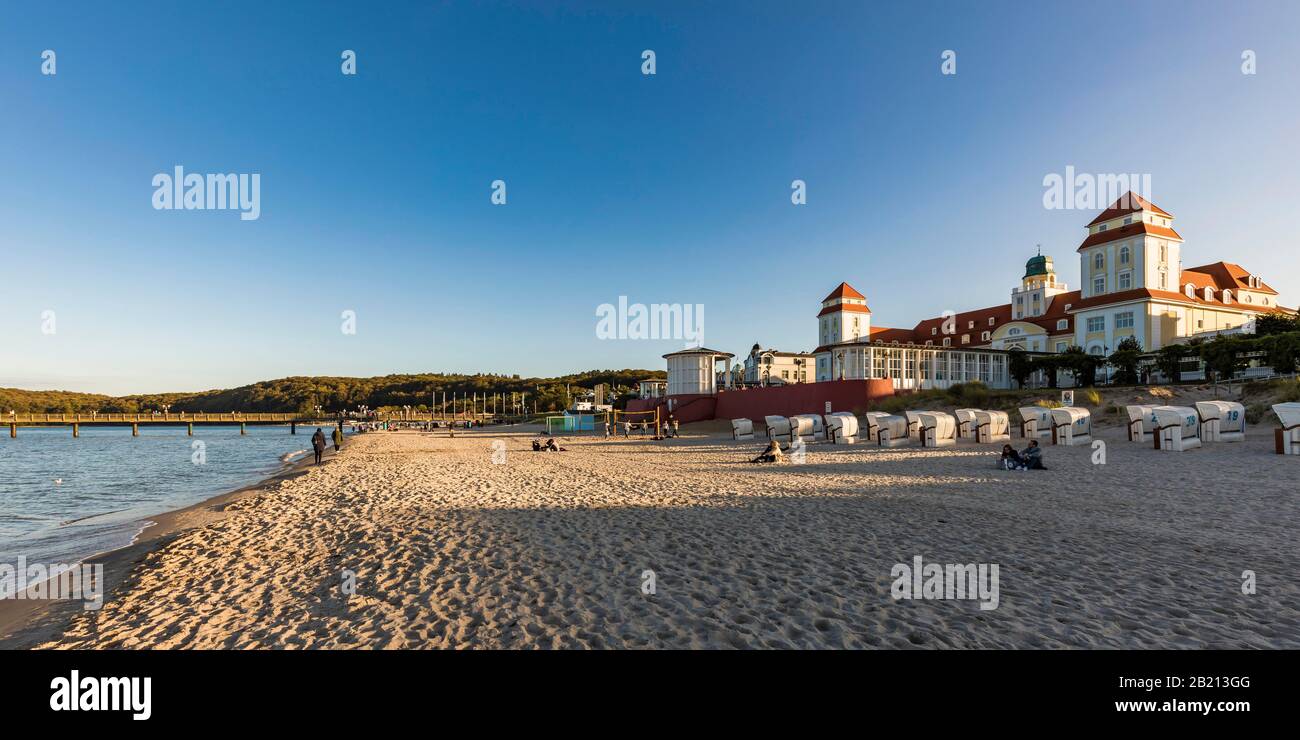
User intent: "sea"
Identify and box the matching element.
[0,424,338,572]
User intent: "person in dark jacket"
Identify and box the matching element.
[999,444,1024,470]
[1020,440,1046,470]
[332,426,344,452]
[311,428,326,465]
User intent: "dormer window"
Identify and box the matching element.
[981,331,991,341]
[988,317,995,326]
[1203,287,1214,301]
[1057,319,1068,330]
[961,334,970,344]
[1185,283,1196,298]
[967,320,974,330]
[1123,216,1132,225]
[1098,224,1108,232]
[1064,304,1072,311]
[942,338,951,347]
[1222,289,1233,304]
[931,327,937,335]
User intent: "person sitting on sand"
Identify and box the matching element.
[545,438,566,452]
[751,438,785,464]
[999,444,1025,471]
[1020,439,1046,470]
[532,439,543,452]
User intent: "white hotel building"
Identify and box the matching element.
[809,193,1287,389]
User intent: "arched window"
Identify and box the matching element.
[1094,252,1104,270]
[1185,283,1196,298]
[1119,245,1130,264]
[1008,328,1022,336]
[1222,289,1233,304]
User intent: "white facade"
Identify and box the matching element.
[663,348,735,396]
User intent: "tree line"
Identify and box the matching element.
[0,369,666,415]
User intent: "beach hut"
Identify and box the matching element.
[862,411,892,443]
[791,413,824,441]
[1017,406,1053,439]
[1195,401,1246,442]
[826,413,859,444]
[1274,403,1300,455]
[1050,407,1092,446]
[973,410,1010,444]
[954,408,980,440]
[1125,404,1158,443]
[765,415,791,442]
[731,418,755,441]
[904,410,932,440]
[918,411,957,448]
[1152,406,1201,452]
[877,415,910,447]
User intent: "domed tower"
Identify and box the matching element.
[1012,247,1068,320]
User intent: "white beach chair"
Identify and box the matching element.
[862,411,891,443]
[1017,406,1053,439]
[731,418,754,441]
[826,413,859,444]
[1152,406,1201,452]
[1194,401,1245,443]
[789,415,817,443]
[1126,404,1158,443]
[918,411,957,448]
[904,410,931,441]
[877,414,910,447]
[954,408,980,440]
[1050,407,1092,446]
[973,410,1010,444]
[1273,403,1300,455]
[764,415,791,443]
[791,413,823,442]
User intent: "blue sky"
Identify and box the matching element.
[2,0,1298,395]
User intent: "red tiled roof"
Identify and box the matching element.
[1077,222,1182,251]
[1086,192,1172,227]
[817,303,872,318]
[821,282,866,302]
[911,303,1014,340]
[1183,262,1278,295]
[1070,286,1278,312]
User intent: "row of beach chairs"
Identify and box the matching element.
[731,401,1300,455]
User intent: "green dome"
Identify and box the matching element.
[1024,254,1053,279]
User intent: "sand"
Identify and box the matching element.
[7,424,1299,649]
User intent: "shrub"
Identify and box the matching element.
[1082,389,1102,406]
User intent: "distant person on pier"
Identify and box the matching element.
[311,428,326,465]
[332,426,343,452]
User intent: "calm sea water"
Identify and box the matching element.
[0,425,338,570]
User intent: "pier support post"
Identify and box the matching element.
[188,422,194,436]
[9,423,15,438]
[132,423,139,436]
[291,422,296,435]
[73,423,79,438]
[240,422,246,435]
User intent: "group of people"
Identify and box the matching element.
[310,426,344,465]
[999,440,1046,470]
[532,437,566,452]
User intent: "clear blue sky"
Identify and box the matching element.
[3,0,1298,395]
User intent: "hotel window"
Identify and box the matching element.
[1094,253,1104,270]
[1057,319,1068,330]
[1159,271,1167,290]
[1120,245,1130,264]
[931,327,937,335]
[981,331,991,341]
[942,337,951,347]
[1098,224,1108,232]
[979,354,991,382]
[1159,243,1167,262]
[1123,216,1132,225]
[1087,316,1105,333]
[1118,271,1132,290]
[782,371,789,379]
[988,317,995,326]
[961,334,970,344]
[925,340,933,346]
[1055,341,1068,352]
[1008,328,1021,336]
[1116,311,1135,329]
[967,320,975,329]
[1093,276,1105,294]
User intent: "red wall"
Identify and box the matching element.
[627,380,894,424]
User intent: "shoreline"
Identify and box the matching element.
[0,442,339,648]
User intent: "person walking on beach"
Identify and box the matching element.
[311,428,326,465]
[332,426,343,453]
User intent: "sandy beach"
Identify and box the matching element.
[4,424,1298,649]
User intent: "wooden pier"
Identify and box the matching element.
[4,411,524,437]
